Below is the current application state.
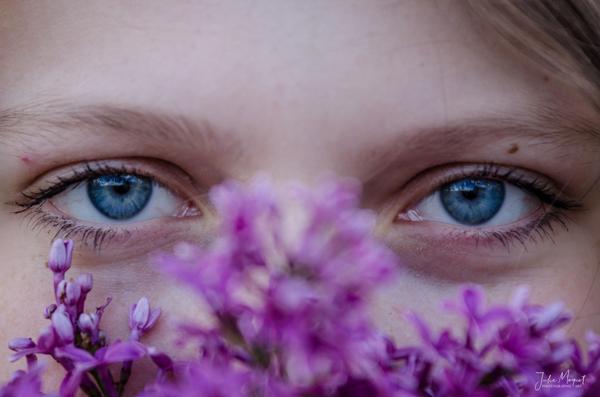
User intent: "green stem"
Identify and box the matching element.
[80,374,103,397]
[91,370,108,397]
[117,361,133,396]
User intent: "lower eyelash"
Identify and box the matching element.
[22,207,132,250]
[481,209,572,250]
[416,209,572,252]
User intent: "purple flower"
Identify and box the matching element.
[137,362,278,397]
[129,297,161,340]
[43,304,57,319]
[157,176,399,393]
[148,346,175,382]
[77,312,100,340]
[0,364,46,397]
[5,238,159,397]
[8,338,35,352]
[56,340,147,397]
[8,338,37,370]
[64,281,81,306]
[76,274,93,294]
[47,239,73,275]
[51,309,74,345]
[4,177,600,396]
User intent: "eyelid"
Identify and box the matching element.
[15,158,208,213]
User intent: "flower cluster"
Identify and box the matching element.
[2,239,161,397]
[2,177,599,397]
[142,177,399,396]
[396,287,600,396]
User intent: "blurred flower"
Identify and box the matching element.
[0,364,46,397]
[3,177,600,397]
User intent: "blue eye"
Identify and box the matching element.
[402,175,538,228]
[51,168,196,225]
[439,179,505,225]
[87,175,153,220]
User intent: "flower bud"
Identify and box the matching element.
[65,281,81,306]
[77,273,93,294]
[48,239,73,274]
[36,326,56,353]
[44,304,57,319]
[56,279,67,301]
[78,312,99,335]
[131,297,149,328]
[129,297,161,338]
[8,338,35,352]
[52,310,74,345]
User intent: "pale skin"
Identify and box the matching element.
[0,0,599,394]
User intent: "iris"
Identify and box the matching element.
[440,178,504,225]
[87,175,153,220]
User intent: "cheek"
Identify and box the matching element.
[368,274,460,344]
[0,212,210,388]
[368,241,599,346]
[0,217,51,380]
[73,255,215,353]
[84,260,209,395]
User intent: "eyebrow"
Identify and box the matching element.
[1,101,598,176]
[362,102,600,181]
[0,102,241,159]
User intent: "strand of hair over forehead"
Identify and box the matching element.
[466,0,600,112]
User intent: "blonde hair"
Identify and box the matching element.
[466,0,600,111]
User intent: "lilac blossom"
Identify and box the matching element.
[2,177,600,397]
[0,364,47,397]
[4,238,161,397]
[130,298,161,342]
[155,176,398,395]
[149,177,599,396]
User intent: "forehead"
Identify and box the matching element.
[0,1,547,106]
[0,0,582,175]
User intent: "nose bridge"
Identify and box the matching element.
[227,82,377,184]
[220,83,340,182]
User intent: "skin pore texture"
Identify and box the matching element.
[0,0,599,393]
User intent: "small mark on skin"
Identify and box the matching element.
[507,143,519,154]
[20,154,34,165]
[543,75,550,83]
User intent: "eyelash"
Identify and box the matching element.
[397,163,584,249]
[13,162,170,249]
[11,162,584,251]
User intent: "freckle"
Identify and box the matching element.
[543,75,550,83]
[507,144,519,154]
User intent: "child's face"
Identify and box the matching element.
[1,0,599,390]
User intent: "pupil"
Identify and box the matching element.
[461,188,479,200]
[112,182,131,195]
